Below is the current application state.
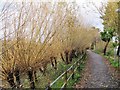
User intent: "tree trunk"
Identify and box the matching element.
[117,42,120,56]
[50,57,57,70]
[50,57,54,68]
[103,40,110,55]
[53,57,57,70]
[91,42,94,50]
[34,71,38,82]
[27,70,35,89]
[60,53,65,62]
[39,66,46,76]
[14,69,21,88]
[69,49,75,62]
[7,72,16,89]
[65,50,69,64]
[117,43,120,71]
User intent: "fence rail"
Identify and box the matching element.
[46,54,86,90]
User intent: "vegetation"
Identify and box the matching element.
[0,2,99,89]
[93,1,120,69]
[100,28,115,55]
[95,40,119,69]
[101,1,120,57]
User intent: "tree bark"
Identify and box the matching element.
[69,49,75,62]
[34,71,38,82]
[65,50,69,64]
[117,41,120,56]
[50,57,57,70]
[53,57,57,70]
[27,70,35,89]
[60,53,65,62]
[7,72,16,89]
[103,40,110,55]
[50,57,54,68]
[39,66,46,76]
[14,69,21,88]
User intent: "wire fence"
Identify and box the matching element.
[0,54,86,89]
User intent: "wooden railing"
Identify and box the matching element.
[45,54,86,90]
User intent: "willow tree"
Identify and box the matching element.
[0,1,100,89]
[0,2,78,88]
[0,2,59,89]
[57,2,100,64]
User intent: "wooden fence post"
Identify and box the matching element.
[45,56,85,89]
[45,82,51,90]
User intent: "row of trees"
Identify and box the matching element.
[100,1,120,55]
[0,2,99,89]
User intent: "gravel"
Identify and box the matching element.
[75,50,119,88]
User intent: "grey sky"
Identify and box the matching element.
[0,0,107,39]
[76,0,107,31]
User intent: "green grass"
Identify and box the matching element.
[94,40,119,68]
[94,49,102,54]
[51,56,86,88]
[95,47,119,68]
[105,56,119,68]
[67,63,85,88]
[21,55,87,88]
[104,47,119,68]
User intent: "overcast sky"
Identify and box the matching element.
[0,0,108,39]
[77,0,108,31]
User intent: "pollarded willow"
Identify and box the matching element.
[0,1,100,89]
